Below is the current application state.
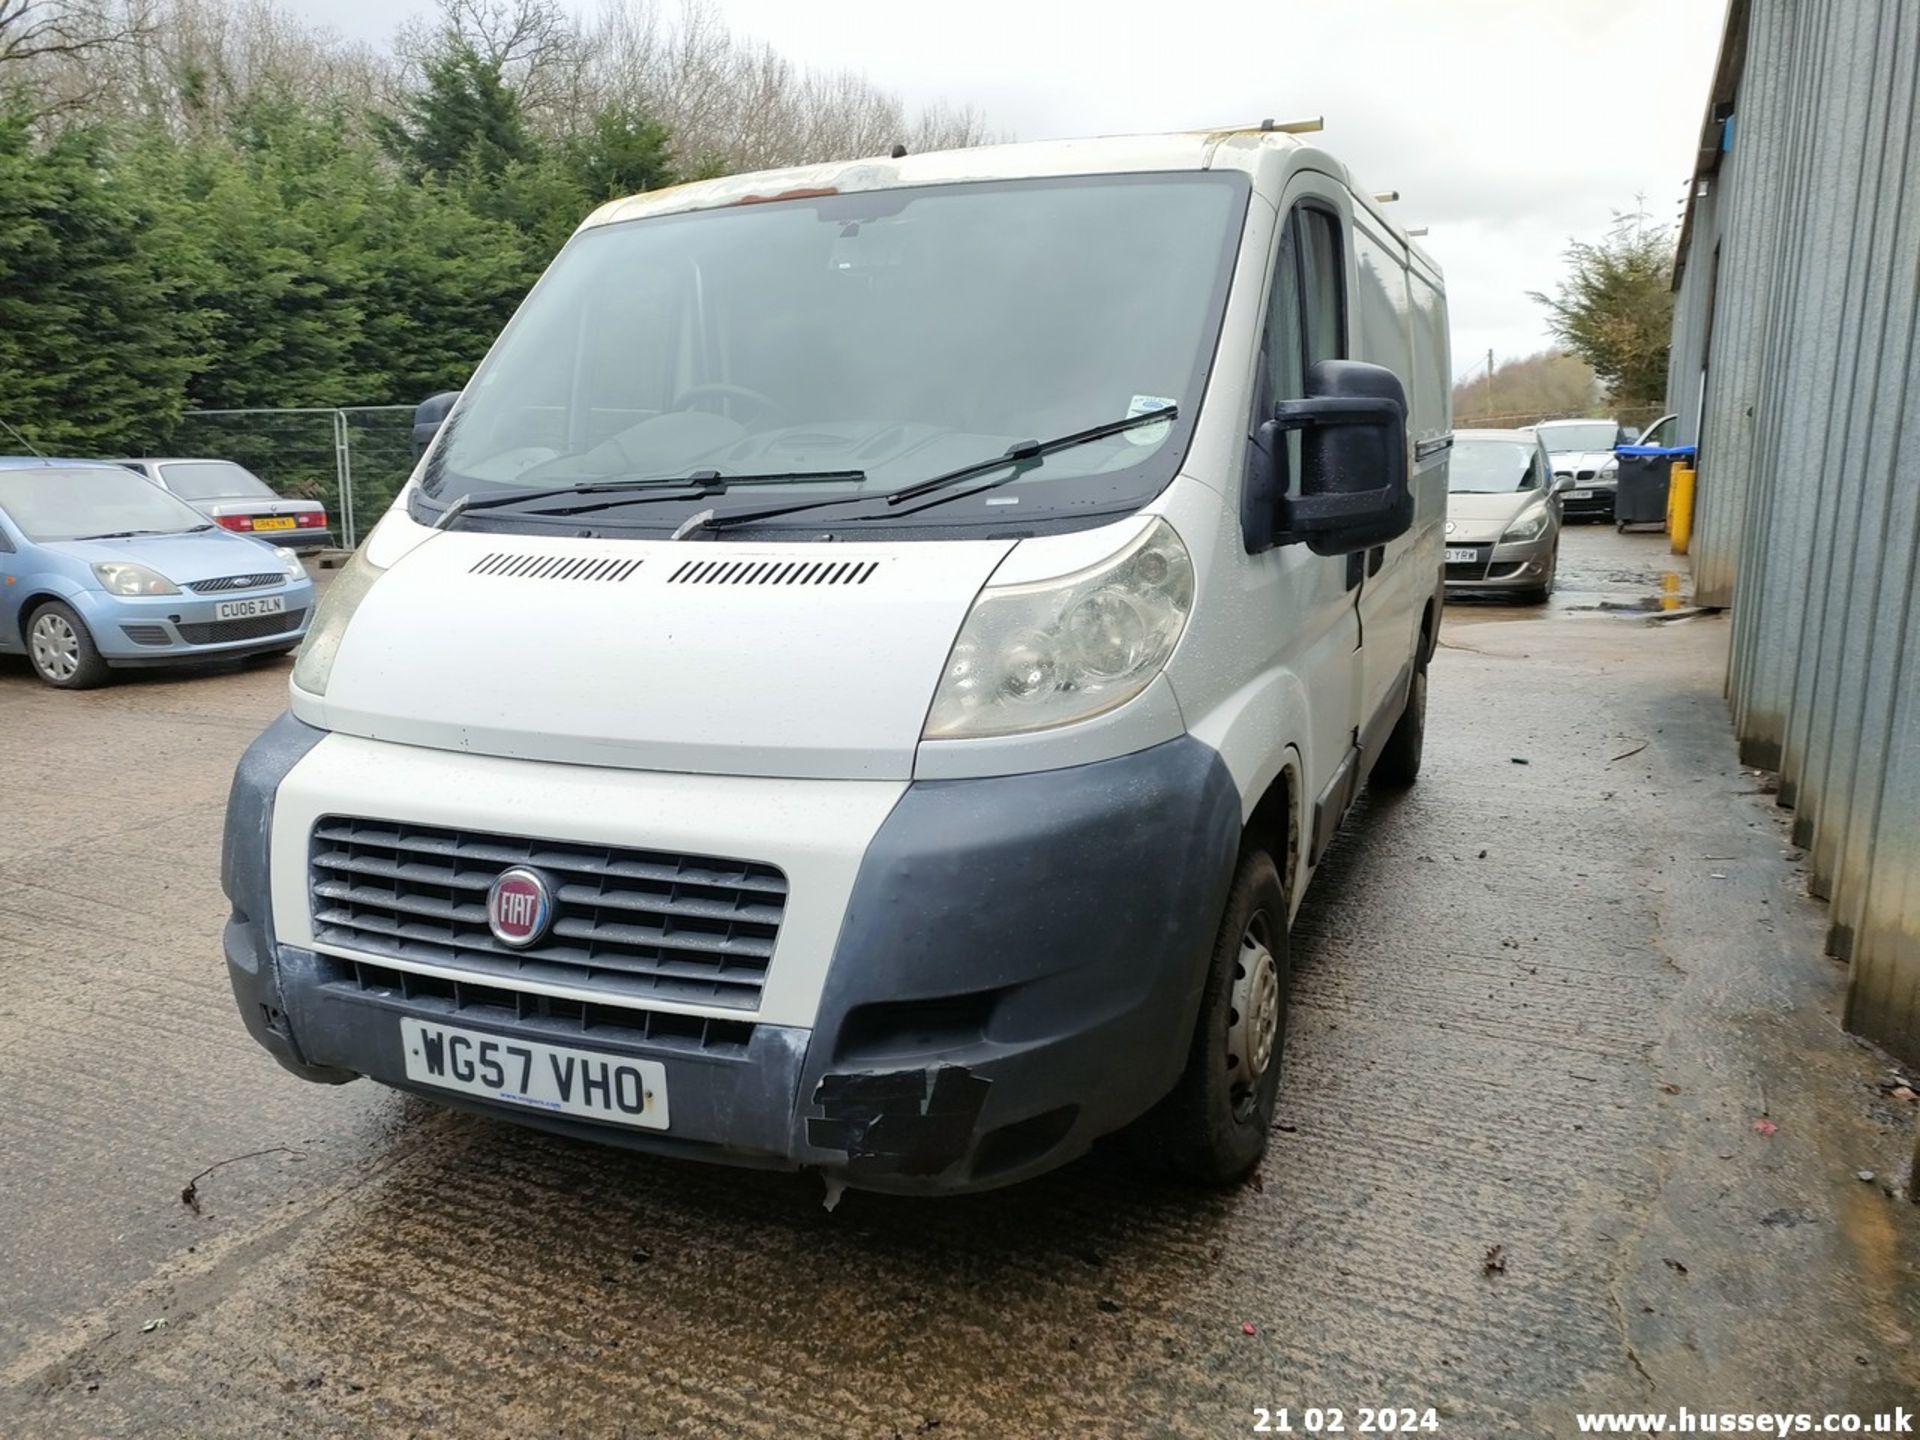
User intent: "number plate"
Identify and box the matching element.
[1566,489,1594,500]
[1444,547,1479,564]
[214,595,287,621]
[252,515,297,531]
[401,1017,670,1130]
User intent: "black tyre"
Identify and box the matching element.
[1138,847,1291,1186]
[26,601,112,689]
[1371,664,1427,788]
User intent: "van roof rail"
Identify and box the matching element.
[1258,116,1323,134]
[1373,190,1401,203]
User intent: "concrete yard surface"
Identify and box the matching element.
[1,526,1915,1437]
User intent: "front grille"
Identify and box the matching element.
[175,609,306,644]
[187,573,284,594]
[322,957,757,1059]
[309,818,788,1011]
[120,623,171,646]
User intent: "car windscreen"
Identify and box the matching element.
[1449,441,1540,493]
[159,461,277,501]
[1534,422,1618,453]
[0,467,212,541]
[418,171,1249,534]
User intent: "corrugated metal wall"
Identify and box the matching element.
[1669,0,1920,1065]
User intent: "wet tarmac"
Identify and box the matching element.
[2,525,1915,1437]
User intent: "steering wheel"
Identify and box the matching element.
[672,383,790,425]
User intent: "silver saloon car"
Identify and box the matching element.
[118,457,333,549]
[1444,429,1563,602]
[1531,418,1623,522]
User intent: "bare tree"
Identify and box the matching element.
[0,0,147,66]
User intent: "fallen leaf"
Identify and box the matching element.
[1753,1118,1777,1137]
[1483,1244,1506,1276]
[1659,1082,1682,1095]
[141,1318,167,1334]
[1241,1321,1257,1336]
[1664,1258,1689,1275]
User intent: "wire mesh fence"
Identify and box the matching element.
[136,406,417,549]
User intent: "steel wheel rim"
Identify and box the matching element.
[1226,909,1281,1117]
[30,613,79,681]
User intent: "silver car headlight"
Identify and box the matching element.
[1599,458,1619,478]
[924,518,1193,740]
[291,543,386,696]
[92,561,179,596]
[271,545,304,578]
[1501,504,1552,543]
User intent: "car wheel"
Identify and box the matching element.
[1371,664,1427,789]
[27,602,111,689]
[1136,847,1291,1185]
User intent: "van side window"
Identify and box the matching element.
[1296,207,1345,370]
[1259,204,1348,494]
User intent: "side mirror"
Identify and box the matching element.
[413,391,461,459]
[1550,472,1575,495]
[1261,360,1413,556]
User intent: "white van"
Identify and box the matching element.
[223,129,1449,1194]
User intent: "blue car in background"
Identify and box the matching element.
[0,457,316,689]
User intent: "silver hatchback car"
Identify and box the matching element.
[1443,428,1565,602]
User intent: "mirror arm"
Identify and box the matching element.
[1271,396,1405,431]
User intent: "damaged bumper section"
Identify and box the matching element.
[223,718,1241,1193]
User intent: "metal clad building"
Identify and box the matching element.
[1668,0,1920,1064]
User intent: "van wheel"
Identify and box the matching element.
[27,602,112,689]
[1136,847,1290,1185]
[1371,664,1427,788]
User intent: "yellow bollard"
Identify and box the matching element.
[1668,463,1696,555]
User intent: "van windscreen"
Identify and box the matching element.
[419,172,1248,535]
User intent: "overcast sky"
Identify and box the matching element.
[320,0,1728,383]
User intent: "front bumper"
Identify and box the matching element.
[1557,480,1616,519]
[223,718,1242,1193]
[1444,532,1554,592]
[81,583,313,664]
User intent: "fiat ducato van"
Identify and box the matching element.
[222,127,1450,1194]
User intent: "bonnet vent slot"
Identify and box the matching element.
[469,553,643,582]
[668,559,880,587]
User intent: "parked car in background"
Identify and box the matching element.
[1533,418,1624,521]
[117,457,332,549]
[1444,428,1563,602]
[0,458,315,688]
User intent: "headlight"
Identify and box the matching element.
[1599,458,1619,478]
[272,545,304,578]
[92,561,179,596]
[292,543,386,696]
[1501,505,1551,543]
[924,518,1193,740]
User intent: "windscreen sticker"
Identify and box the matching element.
[1126,394,1177,446]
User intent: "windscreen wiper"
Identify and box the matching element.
[684,405,1178,536]
[72,529,171,540]
[431,470,866,530]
